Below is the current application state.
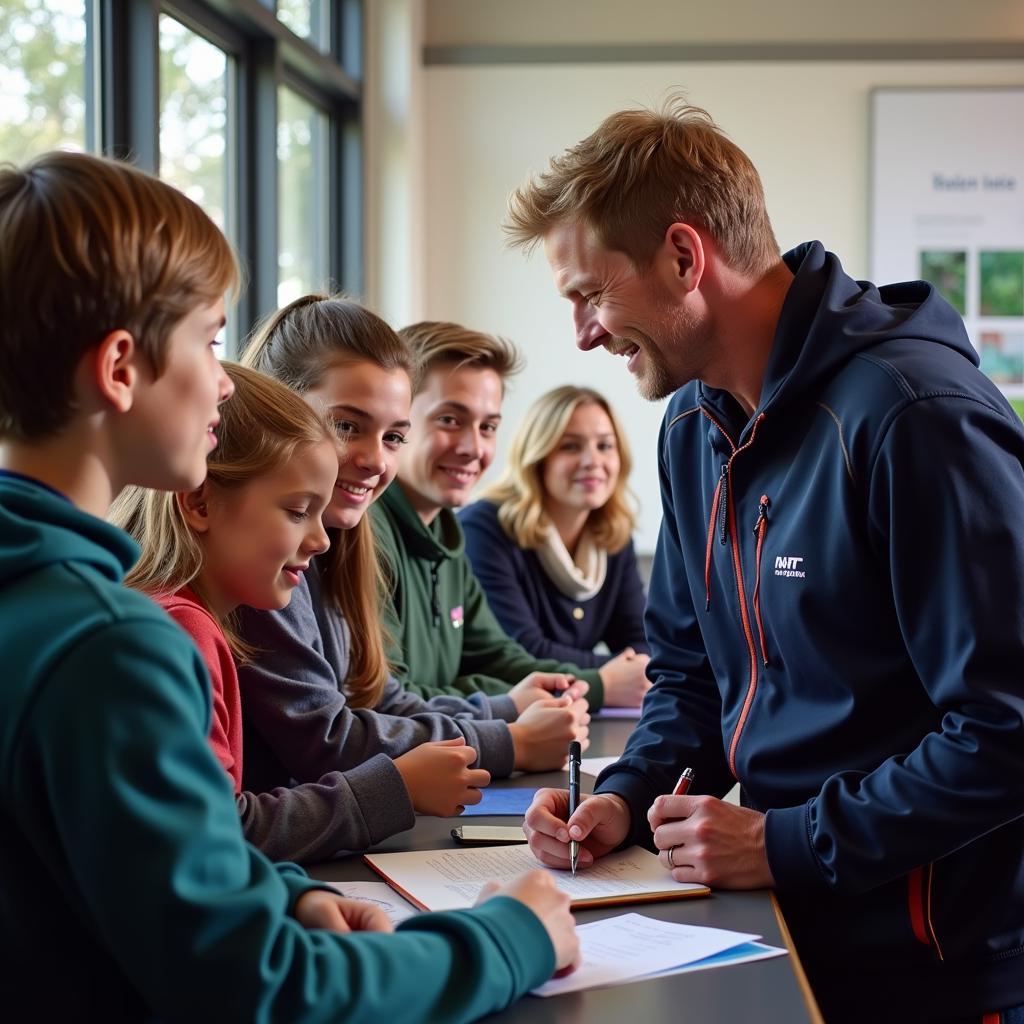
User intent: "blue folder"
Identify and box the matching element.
[458,788,538,816]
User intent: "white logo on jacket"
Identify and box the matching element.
[774,555,806,578]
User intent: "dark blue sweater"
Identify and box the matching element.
[459,500,648,667]
[596,242,1024,1023]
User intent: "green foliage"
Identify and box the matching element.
[920,250,966,316]
[980,252,1024,318]
[1010,398,1024,423]
[0,0,86,162]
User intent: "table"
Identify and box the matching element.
[309,716,823,1023]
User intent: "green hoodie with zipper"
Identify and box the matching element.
[0,470,554,1021]
[372,481,605,710]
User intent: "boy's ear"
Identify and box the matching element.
[93,330,140,413]
[179,483,212,534]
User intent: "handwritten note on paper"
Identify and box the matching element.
[323,881,417,924]
[532,913,759,997]
[364,845,706,912]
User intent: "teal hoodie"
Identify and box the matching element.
[0,471,553,1020]
[372,481,605,709]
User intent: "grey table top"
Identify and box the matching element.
[308,714,822,1024]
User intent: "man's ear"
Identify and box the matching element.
[661,222,705,294]
[93,330,140,413]
[179,483,213,534]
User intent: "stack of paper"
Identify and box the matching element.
[532,913,787,996]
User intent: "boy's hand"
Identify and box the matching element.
[648,794,775,889]
[476,870,580,972]
[597,648,651,707]
[395,737,491,816]
[294,890,394,933]
[522,789,629,870]
[509,672,589,714]
[508,696,590,771]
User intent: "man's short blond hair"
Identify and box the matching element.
[505,96,779,277]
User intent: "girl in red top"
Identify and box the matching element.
[112,362,490,861]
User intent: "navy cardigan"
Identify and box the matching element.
[459,500,648,668]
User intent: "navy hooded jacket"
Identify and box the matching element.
[595,242,1024,1022]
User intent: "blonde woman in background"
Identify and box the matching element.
[461,385,650,702]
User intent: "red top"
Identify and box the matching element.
[157,588,243,793]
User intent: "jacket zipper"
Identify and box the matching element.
[430,560,442,628]
[907,864,945,960]
[699,409,766,777]
[717,462,730,544]
[752,495,771,666]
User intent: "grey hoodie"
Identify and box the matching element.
[236,563,517,851]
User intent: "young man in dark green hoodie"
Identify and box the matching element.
[372,321,651,753]
[0,151,577,1021]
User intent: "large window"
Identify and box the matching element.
[159,15,229,233]
[0,0,89,161]
[278,86,329,306]
[0,1,364,356]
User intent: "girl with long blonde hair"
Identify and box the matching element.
[462,385,650,691]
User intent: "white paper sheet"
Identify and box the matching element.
[580,755,620,777]
[364,845,706,912]
[531,913,759,996]
[322,880,418,924]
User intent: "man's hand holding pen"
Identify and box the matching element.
[648,786,775,890]
[524,766,776,890]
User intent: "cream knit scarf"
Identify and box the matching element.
[534,525,607,601]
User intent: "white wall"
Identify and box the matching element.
[363,0,426,326]
[415,59,1024,552]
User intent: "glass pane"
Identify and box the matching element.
[277,0,328,49]
[159,15,233,355]
[158,14,229,232]
[0,0,87,161]
[278,86,328,308]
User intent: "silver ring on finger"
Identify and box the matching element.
[668,844,678,868]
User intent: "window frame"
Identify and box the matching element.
[86,0,363,354]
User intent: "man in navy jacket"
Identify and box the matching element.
[513,97,1024,1024]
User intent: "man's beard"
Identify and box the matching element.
[635,344,677,402]
[636,308,713,402]
[605,334,677,402]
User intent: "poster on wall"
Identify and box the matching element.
[870,87,1024,397]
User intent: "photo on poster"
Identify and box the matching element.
[977,330,1024,387]
[979,251,1024,318]
[871,88,1024,399]
[919,250,967,315]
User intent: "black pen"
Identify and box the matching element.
[568,740,581,876]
